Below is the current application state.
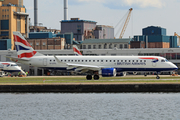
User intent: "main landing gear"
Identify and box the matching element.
[144,72,147,77]
[86,74,100,80]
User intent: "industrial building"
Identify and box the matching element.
[27,37,65,50]
[80,38,131,50]
[61,18,114,41]
[132,26,177,48]
[0,0,29,50]
[27,32,75,50]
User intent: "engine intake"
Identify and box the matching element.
[102,68,116,77]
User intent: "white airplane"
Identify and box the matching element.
[0,62,22,76]
[73,45,128,76]
[9,32,178,80]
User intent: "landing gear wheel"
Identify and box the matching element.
[86,75,92,80]
[156,76,160,79]
[144,73,147,77]
[93,75,99,80]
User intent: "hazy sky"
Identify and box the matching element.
[23,0,180,38]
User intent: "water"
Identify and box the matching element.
[0,93,180,120]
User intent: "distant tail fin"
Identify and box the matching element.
[73,45,82,56]
[13,32,44,59]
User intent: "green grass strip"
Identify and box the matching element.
[0,76,179,84]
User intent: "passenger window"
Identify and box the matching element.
[85,60,87,62]
[117,60,119,62]
[75,60,77,62]
[140,60,142,62]
[97,60,99,62]
[121,60,123,62]
[78,60,80,62]
[93,60,95,62]
[136,60,138,62]
[132,60,134,62]
[144,60,146,62]
[68,60,70,62]
[89,60,91,62]
[71,60,73,62]
[129,60,131,62]
[110,60,112,62]
[82,60,84,62]
[106,60,108,62]
[101,60,103,62]
[114,60,115,62]
[125,60,127,62]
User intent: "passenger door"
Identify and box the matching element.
[43,58,47,66]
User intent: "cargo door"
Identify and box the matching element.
[43,58,47,66]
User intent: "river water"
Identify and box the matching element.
[0,93,180,120]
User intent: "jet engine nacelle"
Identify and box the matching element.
[102,68,116,77]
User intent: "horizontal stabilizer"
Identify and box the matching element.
[5,56,30,62]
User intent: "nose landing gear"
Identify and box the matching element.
[156,71,161,79]
[156,75,160,79]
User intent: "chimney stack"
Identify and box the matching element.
[64,0,68,20]
[34,0,38,26]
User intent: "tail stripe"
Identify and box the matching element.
[13,31,45,58]
[73,47,82,55]
[18,51,37,58]
[15,45,30,51]
[14,35,31,47]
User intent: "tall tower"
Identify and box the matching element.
[34,0,38,26]
[64,0,68,20]
[0,0,29,50]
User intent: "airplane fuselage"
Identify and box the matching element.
[19,56,177,72]
[0,62,21,73]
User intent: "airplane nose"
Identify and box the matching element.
[171,63,178,70]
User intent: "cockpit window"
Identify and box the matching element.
[165,59,168,62]
[11,64,17,66]
[161,60,165,62]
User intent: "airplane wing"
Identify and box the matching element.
[66,63,101,71]
[54,55,101,71]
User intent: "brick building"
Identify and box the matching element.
[27,38,65,50]
[133,26,177,48]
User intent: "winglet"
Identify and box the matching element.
[54,55,67,65]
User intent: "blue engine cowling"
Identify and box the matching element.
[102,68,117,77]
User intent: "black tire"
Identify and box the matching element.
[144,73,147,77]
[86,75,92,80]
[156,76,160,79]
[93,75,99,80]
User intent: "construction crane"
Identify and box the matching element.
[174,32,180,46]
[118,8,133,39]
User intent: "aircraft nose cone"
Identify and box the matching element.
[172,64,178,70]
